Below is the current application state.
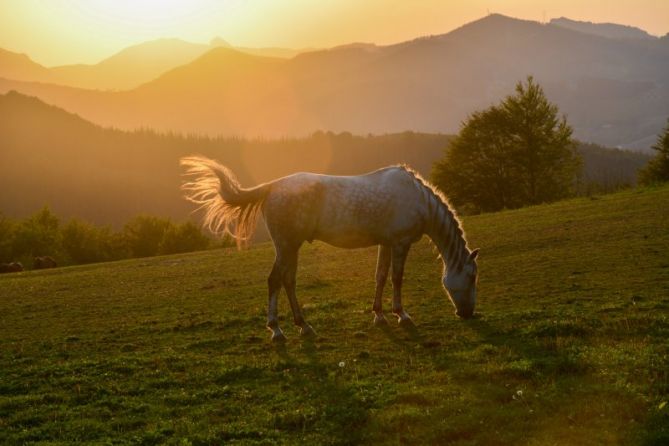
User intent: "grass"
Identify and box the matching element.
[1,185,668,445]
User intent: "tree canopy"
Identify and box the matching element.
[0,208,228,267]
[638,118,669,185]
[432,77,580,212]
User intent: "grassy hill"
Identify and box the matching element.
[1,186,668,444]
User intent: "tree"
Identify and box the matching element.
[61,218,123,264]
[11,206,62,259]
[0,214,16,262]
[432,77,580,212]
[638,118,669,185]
[122,215,172,258]
[158,221,210,255]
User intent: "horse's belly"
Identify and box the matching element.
[313,230,379,249]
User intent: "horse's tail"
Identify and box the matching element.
[180,156,270,248]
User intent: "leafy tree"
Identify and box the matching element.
[158,221,210,255]
[0,214,16,262]
[11,206,62,259]
[122,215,172,258]
[1,209,219,266]
[432,77,580,212]
[61,218,123,264]
[638,119,669,185]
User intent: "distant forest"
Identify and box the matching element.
[0,91,650,226]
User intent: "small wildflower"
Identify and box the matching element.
[338,361,345,368]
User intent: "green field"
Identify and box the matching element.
[1,186,668,445]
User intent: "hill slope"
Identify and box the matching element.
[0,91,649,225]
[1,14,668,149]
[0,91,450,224]
[1,185,668,444]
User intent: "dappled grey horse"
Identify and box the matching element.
[181,156,479,341]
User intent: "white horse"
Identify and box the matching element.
[181,156,479,341]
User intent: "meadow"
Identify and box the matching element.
[1,185,668,445]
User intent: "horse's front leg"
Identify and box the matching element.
[282,247,316,337]
[391,243,414,326]
[373,245,391,325]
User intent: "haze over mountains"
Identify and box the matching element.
[1,14,668,150]
[0,38,306,91]
[0,91,449,224]
[0,91,649,225]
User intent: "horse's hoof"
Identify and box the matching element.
[271,331,287,343]
[398,317,415,328]
[300,325,317,338]
[373,314,389,326]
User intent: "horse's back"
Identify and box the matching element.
[263,167,425,248]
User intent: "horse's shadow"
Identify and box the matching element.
[378,321,425,345]
[268,335,369,443]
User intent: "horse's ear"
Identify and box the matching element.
[469,249,480,261]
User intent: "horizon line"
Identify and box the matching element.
[3,12,663,68]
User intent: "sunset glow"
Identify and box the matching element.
[1,0,668,441]
[1,0,667,66]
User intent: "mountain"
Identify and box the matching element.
[0,90,185,223]
[49,38,210,90]
[1,14,668,149]
[1,91,646,224]
[0,38,307,91]
[55,37,308,91]
[209,36,311,59]
[550,17,656,40]
[0,48,56,83]
[0,39,209,90]
[0,91,451,224]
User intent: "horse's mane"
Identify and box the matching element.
[397,164,469,270]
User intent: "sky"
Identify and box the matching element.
[1,0,668,66]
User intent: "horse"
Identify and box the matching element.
[181,156,479,342]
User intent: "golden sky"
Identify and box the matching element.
[1,0,668,66]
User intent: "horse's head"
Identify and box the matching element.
[443,248,479,319]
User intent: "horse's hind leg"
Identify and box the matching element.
[391,243,414,326]
[282,247,316,337]
[267,258,286,342]
[373,245,391,325]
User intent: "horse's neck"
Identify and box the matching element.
[425,201,468,272]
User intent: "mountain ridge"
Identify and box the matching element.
[0,38,307,91]
[550,17,657,40]
[1,14,667,149]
